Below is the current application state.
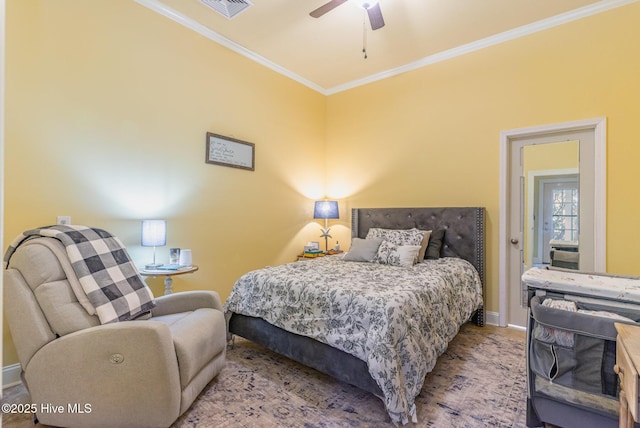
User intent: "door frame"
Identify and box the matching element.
[498,117,606,327]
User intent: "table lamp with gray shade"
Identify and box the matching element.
[141,220,166,269]
[313,200,339,252]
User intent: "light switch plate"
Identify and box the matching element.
[57,216,71,225]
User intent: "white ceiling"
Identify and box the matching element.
[135,0,635,94]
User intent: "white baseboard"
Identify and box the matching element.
[3,363,22,389]
[484,311,526,330]
[485,310,500,326]
[507,323,527,331]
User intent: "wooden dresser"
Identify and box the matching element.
[615,322,640,428]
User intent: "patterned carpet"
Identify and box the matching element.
[2,324,527,428]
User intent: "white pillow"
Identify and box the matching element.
[396,245,422,267]
[375,241,421,267]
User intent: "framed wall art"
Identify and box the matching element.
[205,132,255,171]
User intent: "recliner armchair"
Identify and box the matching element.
[4,236,226,428]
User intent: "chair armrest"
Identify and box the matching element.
[151,290,223,317]
[24,321,182,427]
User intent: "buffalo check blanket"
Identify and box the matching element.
[4,225,156,324]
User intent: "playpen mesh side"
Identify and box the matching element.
[529,295,640,416]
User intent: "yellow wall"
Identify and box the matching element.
[523,141,579,173]
[3,0,327,366]
[5,1,640,369]
[325,2,640,313]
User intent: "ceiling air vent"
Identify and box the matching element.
[200,0,253,19]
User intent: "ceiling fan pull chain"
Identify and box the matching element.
[362,10,368,59]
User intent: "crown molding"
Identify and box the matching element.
[327,0,639,94]
[135,0,637,96]
[133,0,327,94]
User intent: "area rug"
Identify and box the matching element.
[2,324,527,428]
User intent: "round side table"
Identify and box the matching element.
[139,265,199,295]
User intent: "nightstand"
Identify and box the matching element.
[140,265,199,295]
[296,251,343,261]
[297,254,325,261]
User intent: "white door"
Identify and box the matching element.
[507,129,594,328]
[508,141,526,326]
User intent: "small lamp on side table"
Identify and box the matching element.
[313,200,339,252]
[141,220,166,269]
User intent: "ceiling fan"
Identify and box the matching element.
[310,0,385,30]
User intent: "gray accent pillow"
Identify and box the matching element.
[344,238,383,262]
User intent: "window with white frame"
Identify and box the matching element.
[552,188,579,241]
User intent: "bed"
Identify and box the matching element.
[225,207,485,424]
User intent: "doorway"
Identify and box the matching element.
[499,118,606,328]
[539,177,579,265]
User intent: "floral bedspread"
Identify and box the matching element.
[224,255,483,424]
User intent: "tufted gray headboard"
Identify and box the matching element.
[352,207,486,325]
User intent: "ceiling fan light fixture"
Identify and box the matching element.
[310,0,385,31]
[353,0,379,10]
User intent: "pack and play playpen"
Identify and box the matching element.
[523,267,640,428]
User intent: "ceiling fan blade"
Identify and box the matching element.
[367,3,385,30]
[310,0,348,18]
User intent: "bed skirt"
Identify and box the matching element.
[229,313,384,397]
[229,308,484,400]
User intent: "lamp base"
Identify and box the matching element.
[145,263,164,269]
[319,227,332,253]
